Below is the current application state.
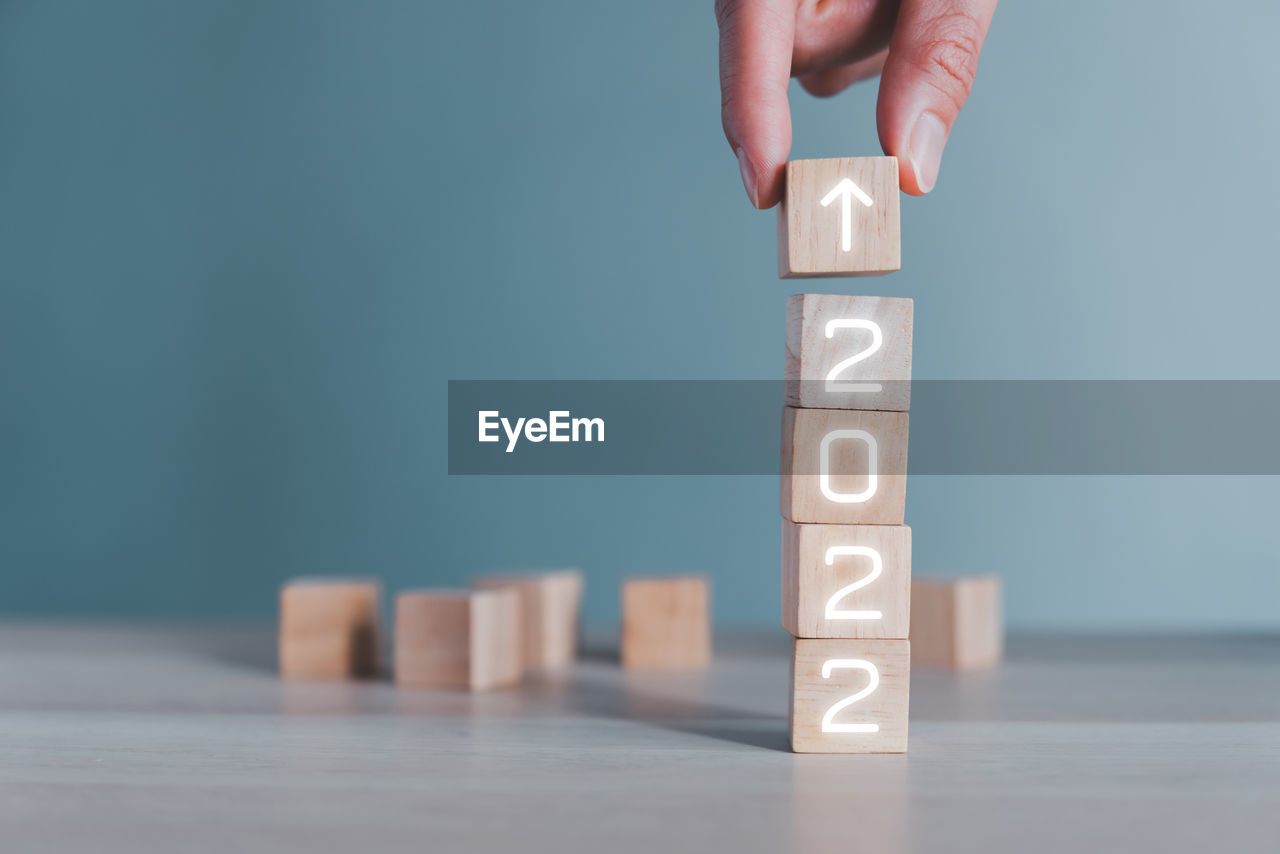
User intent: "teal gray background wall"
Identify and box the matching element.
[3,1,1278,628]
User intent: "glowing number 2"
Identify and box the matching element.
[824,319,883,394]
[819,429,878,504]
[823,546,883,621]
[820,659,880,733]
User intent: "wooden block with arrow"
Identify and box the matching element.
[777,157,901,278]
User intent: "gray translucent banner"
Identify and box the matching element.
[447,381,1280,475]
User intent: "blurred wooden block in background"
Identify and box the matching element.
[790,638,910,753]
[278,578,381,680]
[621,576,711,670]
[781,406,909,525]
[473,569,583,670]
[394,588,522,690]
[777,157,900,278]
[911,575,1003,671]
[782,521,911,639]
[784,293,913,411]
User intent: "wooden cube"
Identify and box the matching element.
[777,157,901,278]
[278,578,381,680]
[790,638,910,753]
[621,576,711,670]
[781,406,908,525]
[784,294,913,411]
[472,569,583,670]
[394,588,522,690]
[782,521,910,639]
[911,575,1003,670]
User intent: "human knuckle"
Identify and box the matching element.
[912,12,983,105]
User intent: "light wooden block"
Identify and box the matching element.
[777,157,901,278]
[790,638,910,753]
[472,569,583,671]
[911,575,1003,670]
[394,588,522,690]
[782,521,910,639]
[278,578,381,680]
[621,576,711,670]
[781,406,908,525]
[784,294,913,411]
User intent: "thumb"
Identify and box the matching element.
[876,0,998,195]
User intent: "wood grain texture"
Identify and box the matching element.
[780,406,908,524]
[782,521,911,639]
[621,576,711,670]
[784,293,913,411]
[473,570,583,670]
[777,157,901,278]
[790,638,910,753]
[278,578,380,680]
[912,575,1003,670]
[394,588,522,690]
[4,625,1280,854]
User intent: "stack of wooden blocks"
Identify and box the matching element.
[778,157,913,753]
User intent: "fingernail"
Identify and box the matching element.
[735,147,758,207]
[908,112,948,194]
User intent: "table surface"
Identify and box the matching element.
[1,624,1277,854]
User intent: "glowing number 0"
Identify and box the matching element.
[820,659,880,734]
[819,429,877,504]
[824,319,883,394]
[823,546,883,621]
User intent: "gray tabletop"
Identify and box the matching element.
[1,624,1277,853]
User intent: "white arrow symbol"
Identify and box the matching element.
[820,178,874,252]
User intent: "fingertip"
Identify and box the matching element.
[877,77,951,196]
[735,147,760,208]
[909,111,946,194]
[730,133,788,208]
[755,156,786,209]
[735,148,786,209]
[892,111,947,195]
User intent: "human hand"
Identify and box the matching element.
[716,0,997,205]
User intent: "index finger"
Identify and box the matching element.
[716,0,796,209]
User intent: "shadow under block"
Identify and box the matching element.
[621,576,711,670]
[911,575,1004,671]
[784,293,913,411]
[394,588,522,690]
[781,406,908,525]
[790,638,910,754]
[278,578,381,680]
[777,157,901,278]
[782,521,911,639]
[472,569,583,670]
